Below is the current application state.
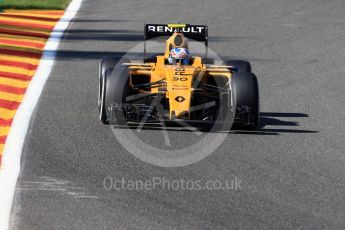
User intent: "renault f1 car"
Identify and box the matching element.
[98,24,259,130]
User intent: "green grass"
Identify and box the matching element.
[0,0,71,10]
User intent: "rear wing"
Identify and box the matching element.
[144,24,208,43]
[143,24,209,60]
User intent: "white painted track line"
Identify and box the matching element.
[0,0,83,229]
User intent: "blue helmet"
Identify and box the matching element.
[168,47,190,65]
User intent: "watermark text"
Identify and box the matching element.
[103,176,242,191]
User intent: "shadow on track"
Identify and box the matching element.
[108,112,318,136]
[233,112,318,135]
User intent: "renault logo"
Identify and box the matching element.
[175,96,185,102]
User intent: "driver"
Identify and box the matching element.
[166,32,190,65]
[168,47,190,65]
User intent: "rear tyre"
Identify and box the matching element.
[224,60,251,73]
[231,72,259,130]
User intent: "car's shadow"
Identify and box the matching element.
[232,112,318,135]
[109,112,318,136]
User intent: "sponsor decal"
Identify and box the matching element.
[172,87,188,90]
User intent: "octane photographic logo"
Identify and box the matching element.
[109,40,234,167]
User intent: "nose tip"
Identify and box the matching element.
[175,110,189,119]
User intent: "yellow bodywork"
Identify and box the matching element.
[126,33,232,120]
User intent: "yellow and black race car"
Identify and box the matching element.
[98,24,259,130]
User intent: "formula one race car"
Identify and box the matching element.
[98,24,259,130]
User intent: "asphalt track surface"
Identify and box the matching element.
[9,0,345,229]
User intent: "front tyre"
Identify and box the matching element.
[105,66,132,125]
[99,69,113,124]
[98,58,118,124]
[232,72,260,130]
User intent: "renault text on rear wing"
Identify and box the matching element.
[144,24,208,42]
